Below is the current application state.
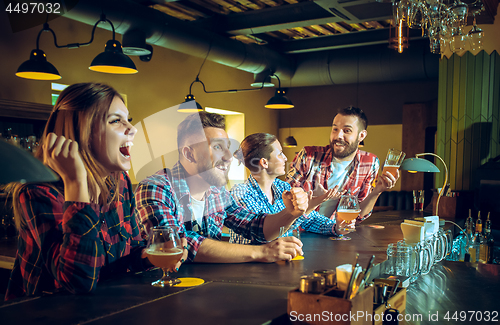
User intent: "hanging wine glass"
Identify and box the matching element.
[468,15,484,51]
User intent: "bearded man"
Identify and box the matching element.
[286,107,399,223]
[134,112,308,266]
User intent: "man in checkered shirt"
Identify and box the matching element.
[134,112,308,265]
[286,107,399,223]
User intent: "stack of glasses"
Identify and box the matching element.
[385,217,453,284]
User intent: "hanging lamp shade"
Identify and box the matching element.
[178,96,203,113]
[283,136,297,148]
[0,139,59,184]
[400,158,440,173]
[16,49,61,80]
[89,40,138,74]
[265,89,294,109]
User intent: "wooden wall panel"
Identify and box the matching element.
[438,51,500,192]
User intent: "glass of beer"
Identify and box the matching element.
[382,148,406,178]
[336,194,361,240]
[146,226,183,287]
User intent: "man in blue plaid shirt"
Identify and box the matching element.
[229,133,349,245]
[134,112,308,266]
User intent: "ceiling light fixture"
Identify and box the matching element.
[16,23,61,80]
[89,15,138,74]
[16,14,138,80]
[180,39,268,110]
[179,75,268,112]
[265,74,294,109]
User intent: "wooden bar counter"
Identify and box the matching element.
[0,211,498,324]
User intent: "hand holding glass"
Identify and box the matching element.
[382,148,406,178]
[146,226,183,287]
[336,195,361,237]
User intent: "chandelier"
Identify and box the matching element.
[391,0,485,54]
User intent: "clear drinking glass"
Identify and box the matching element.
[382,148,406,178]
[146,226,183,287]
[336,194,360,240]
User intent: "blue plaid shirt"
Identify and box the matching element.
[133,162,268,261]
[229,175,337,244]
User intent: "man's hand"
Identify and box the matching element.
[334,220,356,235]
[374,169,399,194]
[282,187,309,218]
[258,237,303,262]
[172,237,188,272]
[306,184,344,215]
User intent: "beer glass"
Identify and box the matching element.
[336,194,361,240]
[146,226,183,287]
[413,190,425,212]
[386,242,412,277]
[382,148,406,178]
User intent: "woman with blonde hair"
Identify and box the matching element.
[4,83,157,300]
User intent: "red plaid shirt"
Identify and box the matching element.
[286,146,380,221]
[5,172,146,301]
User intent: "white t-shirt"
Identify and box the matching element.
[318,158,353,218]
[190,196,205,226]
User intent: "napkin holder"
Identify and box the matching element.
[400,221,425,244]
[288,286,374,325]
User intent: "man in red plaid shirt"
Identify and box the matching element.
[286,107,399,223]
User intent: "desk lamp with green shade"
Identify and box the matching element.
[400,152,448,216]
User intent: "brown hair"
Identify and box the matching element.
[234,133,277,173]
[8,82,123,228]
[336,106,368,130]
[177,111,225,151]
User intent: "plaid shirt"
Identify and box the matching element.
[229,175,337,244]
[133,162,267,262]
[286,146,379,221]
[5,172,146,301]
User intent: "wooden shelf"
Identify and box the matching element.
[0,99,52,120]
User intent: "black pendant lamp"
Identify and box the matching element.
[265,75,294,109]
[178,96,203,113]
[89,15,137,74]
[16,49,61,80]
[16,25,61,80]
[179,77,204,112]
[283,136,297,148]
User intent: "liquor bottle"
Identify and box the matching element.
[466,210,475,244]
[476,211,483,235]
[468,213,483,263]
[485,212,494,264]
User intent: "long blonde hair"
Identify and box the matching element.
[7,82,124,228]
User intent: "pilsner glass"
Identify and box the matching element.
[382,148,406,178]
[146,226,183,287]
